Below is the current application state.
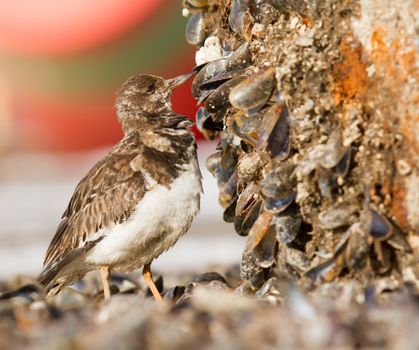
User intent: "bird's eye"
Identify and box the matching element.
[146,84,155,94]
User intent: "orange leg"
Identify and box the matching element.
[142,263,163,302]
[100,266,111,300]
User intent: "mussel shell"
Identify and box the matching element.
[266,107,291,160]
[264,192,296,213]
[192,272,229,285]
[203,117,224,132]
[197,88,213,104]
[306,231,349,282]
[319,131,345,169]
[196,107,223,132]
[241,248,265,287]
[260,163,296,199]
[295,147,323,177]
[192,62,207,73]
[284,247,310,272]
[206,76,246,117]
[318,203,355,230]
[251,227,277,268]
[369,210,393,241]
[192,43,251,99]
[219,170,238,208]
[305,254,345,283]
[220,143,239,171]
[234,182,259,235]
[224,197,238,223]
[246,210,275,251]
[164,286,186,303]
[192,60,228,99]
[196,106,210,132]
[296,132,346,178]
[202,129,219,141]
[108,273,140,294]
[235,182,259,216]
[306,249,347,283]
[234,215,247,236]
[186,13,206,45]
[256,104,282,150]
[205,150,222,174]
[273,205,302,244]
[387,229,411,252]
[206,151,234,185]
[225,42,251,71]
[237,152,262,181]
[199,69,246,90]
[255,277,285,299]
[229,67,276,111]
[232,112,264,146]
[333,147,351,177]
[229,0,247,32]
[372,241,393,274]
[344,222,369,269]
[316,168,336,199]
[229,0,253,39]
[235,200,262,236]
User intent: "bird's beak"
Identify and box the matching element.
[167,70,196,89]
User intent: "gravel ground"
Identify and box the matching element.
[1,268,418,349]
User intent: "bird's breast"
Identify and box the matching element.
[85,158,202,268]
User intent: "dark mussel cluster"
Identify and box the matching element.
[183,0,415,292]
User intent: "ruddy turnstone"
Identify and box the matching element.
[37,71,202,301]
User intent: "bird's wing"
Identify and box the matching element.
[43,144,146,268]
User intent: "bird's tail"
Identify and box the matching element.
[37,239,102,297]
[1,239,102,300]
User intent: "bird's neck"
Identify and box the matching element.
[123,125,195,155]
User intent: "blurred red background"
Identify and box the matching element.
[0,0,198,151]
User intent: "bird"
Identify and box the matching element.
[36,70,203,301]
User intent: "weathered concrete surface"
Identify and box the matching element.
[350,0,419,232]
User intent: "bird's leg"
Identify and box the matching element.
[142,263,163,302]
[100,266,111,300]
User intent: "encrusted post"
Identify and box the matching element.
[183,0,418,293]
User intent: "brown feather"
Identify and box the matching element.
[38,238,103,288]
[43,133,147,268]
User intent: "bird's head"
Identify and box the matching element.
[115,72,195,133]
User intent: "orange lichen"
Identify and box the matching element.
[303,17,313,28]
[371,29,417,83]
[366,28,418,231]
[332,34,368,104]
[390,176,408,231]
[369,28,419,156]
[331,26,417,231]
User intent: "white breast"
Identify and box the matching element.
[85,160,202,270]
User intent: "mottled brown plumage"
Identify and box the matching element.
[38,71,202,299]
